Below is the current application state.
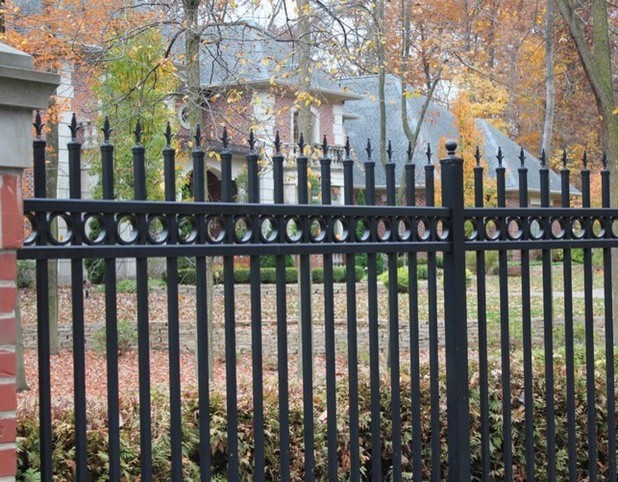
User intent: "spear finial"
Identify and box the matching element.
[496,146,503,167]
[474,146,481,166]
[194,124,202,149]
[519,147,526,167]
[365,138,373,160]
[407,141,413,163]
[322,135,328,157]
[602,152,608,169]
[69,113,80,140]
[221,127,229,150]
[386,140,393,162]
[248,129,256,152]
[102,117,113,143]
[274,131,281,154]
[298,133,306,154]
[582,150,588,169]
[164,122,173,146]
[134,119,143,144]
[426,143,432,164]
[540,148,547,167]
[345,136,351,159]
[33,110,44,138]
[561,149,568,168]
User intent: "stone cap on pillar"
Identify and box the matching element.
[0,42,60,169]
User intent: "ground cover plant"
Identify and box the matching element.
[16,256,616,479]
[16,349,617,480]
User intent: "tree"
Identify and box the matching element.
[555,0,618,340]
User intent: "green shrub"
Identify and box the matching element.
[552,248,585,264]
[16,351,615,480]
[356,252,385,274]
[17,260,35,289]
[260,254,295,268]
[311,266,364,283]
[260,267,298,283]
[191,267,299,285]
[466,251,499,275]
[378,265,471,292]
[92,319,136,356]
[85,258,105,284]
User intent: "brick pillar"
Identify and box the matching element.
[0,172,21,480]
[0,42,59,481]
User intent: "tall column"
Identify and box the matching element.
[0,42,58,481]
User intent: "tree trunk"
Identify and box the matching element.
[295,0,314,143]
[183,0,214,378]
[556,0,617,341]
[16,291,28,392]
[47,101,59,356]
[541,0,555,159]
[376,0,387,166]
[295,0,314,380]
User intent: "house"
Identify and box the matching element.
[340,74,567,206]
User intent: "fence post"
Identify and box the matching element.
[440,140,471,478]
[0,42,58,480]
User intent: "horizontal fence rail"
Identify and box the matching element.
[17,113,618,482]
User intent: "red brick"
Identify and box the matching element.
[1,174,23,249]
[0,352,15,378]
[0,318,16,345]
[0,253,16,281]
[0,417,16,444]
[0,383,16,412]
[0,447,16,477]
[0,287,16,313]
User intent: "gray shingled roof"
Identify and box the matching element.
[199,24,353,97]
[13,0,42,15]
[475,119,565,194]
[341,74,565,194]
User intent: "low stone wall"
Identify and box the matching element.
[21,317,448,356]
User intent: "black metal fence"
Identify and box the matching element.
[17,112,618,481]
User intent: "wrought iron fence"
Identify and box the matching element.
[17,111,618,481]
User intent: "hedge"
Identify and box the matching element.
[311,266,364,283]
[16,350,616,480]
[378,265,471,293]
[176,267,299,285]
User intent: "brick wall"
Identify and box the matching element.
[0,171,22,480]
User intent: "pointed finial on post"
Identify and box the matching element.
[540,148,547,167]
[274,131,281,153]
[164,122,173,146]
[582,150,588,169]
[365,138,373,160]
[221,127,229,150]
[33,110,44,139]
[426,143,432,164]
[602,152,608,169]
[69,113,80,140]
[193,124,202,149]
[345,136,351,159]
[322,135,328,157]
[386,140,393,162]
[474,146,481,166]
[248,129,256,152]
[561,149,568,168]
[445,140,457,157]
[518,147,526,167]
[102,117,113,142]
[134,119,143,145]
[407,141,413,163]
[298,133,306,154]
[496,146,503,167]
